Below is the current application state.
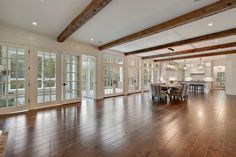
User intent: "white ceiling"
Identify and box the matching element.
[0,0,91,37]
[71,0,217,46]
[0,0,235,61]
[112,7,236,55]
[156,46,236,61]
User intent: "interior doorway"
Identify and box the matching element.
[213,65,225,89]
[82,55,96,99]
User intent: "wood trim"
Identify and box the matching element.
[154,49,236,62]
[57,0,112,42]
[125,28,236,56]
[98,0,236,50]
[142,42,236,59]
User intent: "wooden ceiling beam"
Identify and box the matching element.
[142,41,236,59]
[125,28,236,56]
[154,49,236,62]
[98,0,236,50]
[57,0,112,42]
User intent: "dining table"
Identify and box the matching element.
[161,84,182,90]
[160,84,182,102]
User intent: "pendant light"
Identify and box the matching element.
[183,59,187,70]
[198,58,204,70]
[166,48,176,70]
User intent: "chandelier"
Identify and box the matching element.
[166,48,177,70]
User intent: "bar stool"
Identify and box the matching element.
[189,84,195,91]
[197,84,204,92]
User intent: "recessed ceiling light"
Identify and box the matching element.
[32,22,37,26]
[208,23,213,27]
[90,38,94,41]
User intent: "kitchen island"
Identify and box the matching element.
[180,81,212,93]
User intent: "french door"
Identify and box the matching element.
[62,54,81,104]
[0,44,29,114]
[0,42,83,114]
[127,58,142,93]
[113,65,123,93]
[103,54,124,97]
[29,50,61,109]
[143,62,154,91]
[82,55,96,99]
[104,64,124,96]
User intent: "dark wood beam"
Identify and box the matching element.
[154,49,236,62]
[57,0,112,42]
[98,0,236,50]
[142,41,236,59]
[125,28,236,56]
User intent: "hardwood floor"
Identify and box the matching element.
[0,90,236,157]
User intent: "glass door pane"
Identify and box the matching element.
[103,55,124,96]
[37,51,57,104]
[104,65,113,95]
[143,69,149,89]
[63,55,80,102]
[82,55,96,99]
[128,67,141,92]
[114,66,123,93]
[0,45,27,109]
[88,56,96,97]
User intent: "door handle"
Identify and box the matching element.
[63,83,67,86]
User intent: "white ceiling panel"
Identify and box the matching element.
[0,0,91,37]
[113,7,236,54]
[70,0,217,46]
[156,46,236,61]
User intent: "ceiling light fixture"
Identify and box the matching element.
[32,22,37,26]
[208,23,213,27]
[166,48,177,71]
[90,38,94,41]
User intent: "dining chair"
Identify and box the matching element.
[170,84,189,101]
[150,83,167,102]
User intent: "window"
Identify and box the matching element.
[104,55,113,63]
[217,72,225,86]
[115,57,123,64]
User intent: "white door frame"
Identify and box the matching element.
[0,42,30,114]
[103,54,124,97]
[82,55,96,99]
[61,53,82,104]
[30,48,62,110]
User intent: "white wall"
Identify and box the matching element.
[225,54,236,95]
[0,23,159,101]
[0,24,107,99]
